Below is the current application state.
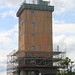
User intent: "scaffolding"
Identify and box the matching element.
[7,50,65,75]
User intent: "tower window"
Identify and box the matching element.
[31,11,34,16]
[32,34,35,38]
[32,23,35,27]
[31,46,35,50]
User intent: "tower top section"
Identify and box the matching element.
[37,0,49,6]
[17,0,54,17]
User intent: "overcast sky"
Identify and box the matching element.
[0,0,75,75]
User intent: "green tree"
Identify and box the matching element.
[57,57,75,75]
[56,72,61,75]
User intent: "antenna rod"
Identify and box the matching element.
[57,45,59,52]
[24,0,26,3]
[48,0,50,5]
[65,44,66,57]
[33,0,34,4]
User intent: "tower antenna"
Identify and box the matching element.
[57,45,59,52]
[24,0,26,3]
[33,0,36,4]
[36,0,37,4]
[48,0,50,5]
[65,44,66,57]
[33,0,34,4]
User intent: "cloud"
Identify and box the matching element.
[0,50,8,75]
[53,35,75,62]
[53,18,65,24]
[0,66,6,72]
[0,0,24,8]
[53,35,75,51]
[1,10,17,18]
[0,71,6,75]
[0,49,18,75]
[53,23,75,35]
[0,0,75,14]
[0,4,7,9]
[53,21,75,61]
[0,24,18,75]
[0,49,14,63]
[67,50,75,61]
[0,24,18,50]
[50,0,75,14]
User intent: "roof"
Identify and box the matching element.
[17,2,54,17]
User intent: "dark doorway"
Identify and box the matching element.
[44,74,55,75]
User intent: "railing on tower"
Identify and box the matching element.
[17,0,54,17]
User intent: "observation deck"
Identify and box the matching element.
[17,0,54,17]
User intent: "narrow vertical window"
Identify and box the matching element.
[32,34,35,38]
[31,46,35,50]
[32,23,35,27]
[31,11,34,16]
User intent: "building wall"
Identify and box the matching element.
[19,67,57,75]
[19,9,53,51]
